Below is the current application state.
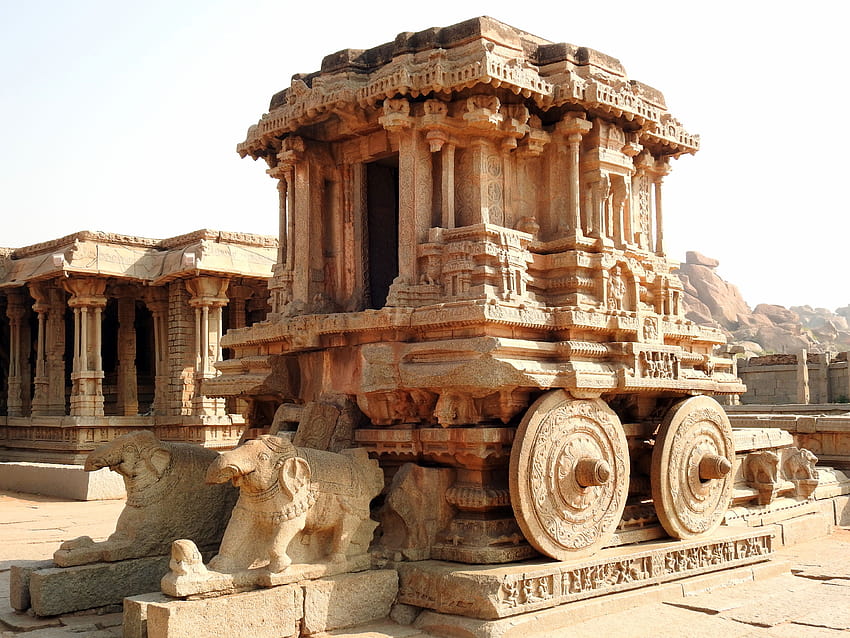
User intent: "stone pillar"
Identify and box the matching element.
[348,162,367,310]
[167,282,195,416]
[557,115,592,240]
[29,283,49,416]
[797,349,810,405]
[142,288,169,416]
[63,278,107,417]
[815,352,831,403]
[632,152,654,251]
[115,295,138,416]
[546,135,568,237]
[47,287,67,415]
[379,98,425,288]
[652,158,671,256]
[589,172,611,240]
[227,286,250,331]
[398,127,431,282]
[441,143,456,228]
[186,277,229,416]
[267,138,303,314]
[276,176,288,265]
[5,290,28,417]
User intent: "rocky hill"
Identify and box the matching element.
[677,251,850,356]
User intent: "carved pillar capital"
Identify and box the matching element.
[63,277,107,308]
[378,97,413,133]
[556,114,593,138]
[186,276,230,309]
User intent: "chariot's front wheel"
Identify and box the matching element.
[509,390,630,559]
[651,395,734,539]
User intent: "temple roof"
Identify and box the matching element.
[0,229,277,288]
[238,16,697,159]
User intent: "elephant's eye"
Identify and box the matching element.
[259,452,269,462]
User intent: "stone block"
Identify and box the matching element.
[835,494,850,525]
[0,463,124,501]
[9,559,53,611]
[390,602,423,626]
[302,569,398,634]
[28,555,170,617]
[775,512,831,546]
[124,592,172,638]
[145,584,301,638]
[399,527,775,620]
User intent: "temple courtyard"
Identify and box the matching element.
[0,489,848,637]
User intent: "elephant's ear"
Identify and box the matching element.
[280,456,311,500]
[148,447,172,479]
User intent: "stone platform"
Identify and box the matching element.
[398,526,775,620]
[0,463,124,501]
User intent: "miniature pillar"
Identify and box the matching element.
[556,115,592,239]
[547,137,568,236]
[186,276,229,416]
[652,158,671,256]
[589,173,611,240]
[142,288,169,416]
[63,278,107,417]
[797,349,810,405]
[115,295,139,416]
[5,290,28,417]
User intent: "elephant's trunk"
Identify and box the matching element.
[84,447,120,472]
[205,454,243,484]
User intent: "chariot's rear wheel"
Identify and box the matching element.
[509,390,630,559]
[651,395,734,539]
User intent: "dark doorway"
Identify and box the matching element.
[366,156,399,309]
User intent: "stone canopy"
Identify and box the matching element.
[238,16,697,162]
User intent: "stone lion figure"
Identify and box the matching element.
[53,431,237,567]
[203,434,383,574]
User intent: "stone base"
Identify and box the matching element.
[398,526,776,620]
[413,558,789,638]
[0,462,125,500]
[130,569,398,638]
[13,554,170,616]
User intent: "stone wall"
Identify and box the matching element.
[738,350,850,405]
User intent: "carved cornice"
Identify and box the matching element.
[238,16,699,159]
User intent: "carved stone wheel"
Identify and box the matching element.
[651,395,734,539]
[509,390,630,560]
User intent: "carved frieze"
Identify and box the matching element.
[398,528,774,620]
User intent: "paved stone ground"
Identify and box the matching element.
[0,489,848,637]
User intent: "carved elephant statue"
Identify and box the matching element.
[53,431,237,567]
[204,435,383,574]
[784,447,818,481]
[744,450,779,486]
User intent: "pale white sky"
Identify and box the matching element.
[1,1,846,310]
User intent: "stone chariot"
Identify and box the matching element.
[210,16,745,565]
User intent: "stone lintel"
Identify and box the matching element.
[398,526,776,620]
